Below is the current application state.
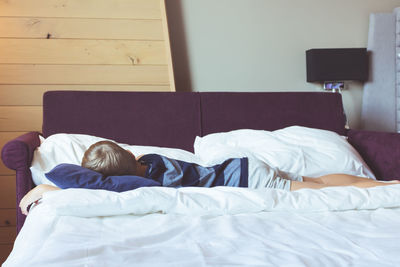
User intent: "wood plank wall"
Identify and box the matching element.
[0,0,175,263]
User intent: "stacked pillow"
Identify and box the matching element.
[30,133,202,191]
[30,126,376,192]
[194,126,375,178]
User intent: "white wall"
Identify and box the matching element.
[166,0,400,129]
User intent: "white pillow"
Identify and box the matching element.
[30,133,203,186]
[194,126,376,179]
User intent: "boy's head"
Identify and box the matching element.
[81,141,137,177]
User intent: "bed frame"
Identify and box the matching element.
[2,91,400,232]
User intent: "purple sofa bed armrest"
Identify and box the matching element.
[347,129,400,181]
[1,131,41,233]
[1,132,41,171]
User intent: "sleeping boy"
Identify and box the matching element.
[20,140,399,215]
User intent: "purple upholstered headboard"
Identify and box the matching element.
[5,91,347,233]
[199,92,347,136]
[43,91,346,152]
[43,91,202,152]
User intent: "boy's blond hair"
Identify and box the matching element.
[81,141,137,177]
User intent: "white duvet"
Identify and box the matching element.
[5,185,400,267]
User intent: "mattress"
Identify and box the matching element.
[4,185,400,267]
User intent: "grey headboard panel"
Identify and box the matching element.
[361,9,399,133]
[396,8,400,132]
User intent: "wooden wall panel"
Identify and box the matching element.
[0,107,42,132]
[0,39,167,65]
[0,244,13,264]
[0,132,25,175]
[0,227,16,244]
[0,210,16,228]
[0,65,169,85]
[0,176,16,209]
[0,1,175,255]
[0,0,162,19]
[0,17,164,40]
[0,167,13,177]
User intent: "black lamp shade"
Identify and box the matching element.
[306,48,368,82]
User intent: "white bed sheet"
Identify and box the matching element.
[4,185,400,267]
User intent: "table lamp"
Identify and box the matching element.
[306,48,368,92]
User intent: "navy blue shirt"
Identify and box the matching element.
[139,154,248,188]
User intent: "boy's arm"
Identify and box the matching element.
[19,184,60,215]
